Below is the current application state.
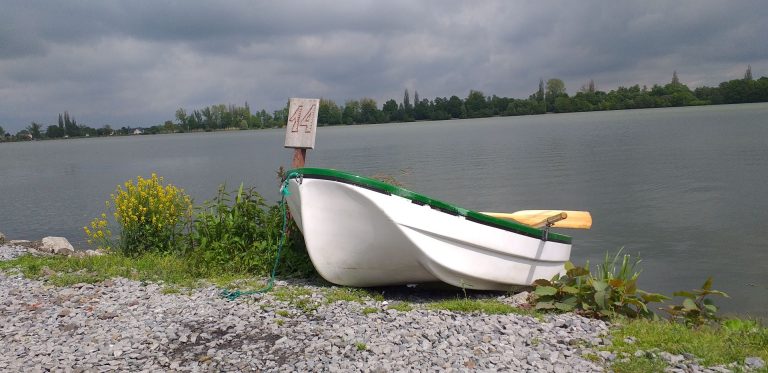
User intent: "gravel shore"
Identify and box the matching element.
[1,244,615,372]
[2,243,751,372]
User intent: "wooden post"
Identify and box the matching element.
[284,98,319,169]
[291,148,307,169]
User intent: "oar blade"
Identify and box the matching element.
[481,210,592,229]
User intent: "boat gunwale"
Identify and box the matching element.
[288,167,572,245]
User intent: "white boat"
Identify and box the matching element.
[284,168,579,291]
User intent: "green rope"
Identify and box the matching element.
[220,171,302,301]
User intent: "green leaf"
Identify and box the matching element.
[682,298,698,311]
[535,286,558,296]
[594,290,609,310]
[564,261,575,271]
[535,301,555,310]
[567,267,590,277]
[701,277,713,291]
[560,286,579,294]
[673,291,696,298]
[608,278,624,288]
[639,291,670,303]
[555,302,575,311]
[623,280,637,295]
[592,280,608,292]
[560,295,578,306]
[533,279,552,287]
[704,290,729,298]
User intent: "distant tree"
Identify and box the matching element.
[446,95,464,118]
[413,96,430,120]
[175,108,188,131]
[15,129,32,140]
[27,122,43,139]
[465,90,488,118]
[545,78,566,112]
[318,99,343,125]
[381,99,399,122]
[744,65,753,81]
[537,79,545,102]
[671,70,680,86]
[554,96,574,113]
[342,100,361,124]
[0,125,4,137]
[45,124,65,138]
[359,98,379,123]
[403,89,412,111]
[62,111,80,137]
[96,125,113,136]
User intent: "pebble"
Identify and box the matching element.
[0,244,753,372]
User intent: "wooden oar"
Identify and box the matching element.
[481,210,592,229]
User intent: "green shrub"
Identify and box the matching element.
[85,173,192,256]
[532,250,668,319]
[188,184,313,277]
[664,277,728,327]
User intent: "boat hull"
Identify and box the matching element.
[285,170,572,290]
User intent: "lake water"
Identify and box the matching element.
[2,103,767,317]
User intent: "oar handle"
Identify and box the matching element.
[536,212,567,228]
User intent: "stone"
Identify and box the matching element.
[41,237,75,255]
[745,357,765,369]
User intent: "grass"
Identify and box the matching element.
[608,318,768,372]
[5,252,766,372]
[426,298,534,316]
[610,356,668,373]
[0,252,269,290]
[355,342,368,351]
[387,301,413,312]
[324,287,375,304]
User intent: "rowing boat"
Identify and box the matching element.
[284,168,586,290]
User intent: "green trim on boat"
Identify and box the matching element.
[289,167,573,245]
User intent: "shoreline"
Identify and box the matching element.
[2,244,763,372]
[1,243,609,372]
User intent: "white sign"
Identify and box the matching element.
[284,98,319,149]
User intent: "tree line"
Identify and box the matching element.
[2,67,767,142]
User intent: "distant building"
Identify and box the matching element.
[133,129,143,135]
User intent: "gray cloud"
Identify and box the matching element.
[1,1,767,132]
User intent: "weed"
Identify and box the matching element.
[321,287,387,304]
[663,277,728,327]
[582,352,600,363]
[324,287,371,304]
[610,355,666,373]
[161,286,181,295]
[272,286,312,302]
[426,298,530,315]
[362,307,378,315]
[188,184,308,276]
[275,319,285,326]
[355,342,368,351]
[276,310,290,317]
[532,250,668,319]
[387,302,413,312]
[85,173,192,256]
[609,318,768,368]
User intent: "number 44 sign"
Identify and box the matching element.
[284,98,320,149]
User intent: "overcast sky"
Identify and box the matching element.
[1,1,767,132]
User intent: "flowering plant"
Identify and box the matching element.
[85,173,192,255]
